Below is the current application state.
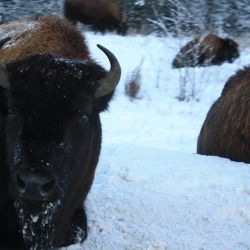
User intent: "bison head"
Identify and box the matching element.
[0,45,120,248]
[223,38,239,63]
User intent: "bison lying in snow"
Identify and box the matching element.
[64,0,127,35]
[197,67,250,163]
[172,34,239,68]
[0,16,121,249]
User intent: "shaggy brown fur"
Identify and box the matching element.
[64,0,127,35]
[197,67,250,163]
[172,33,239,68]
[0,15,90,64]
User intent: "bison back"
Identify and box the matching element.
[64,0,121,23]
[172,37,203,68]
[64,0,124,33]
[197,67,250,163]
[0,16,89,64]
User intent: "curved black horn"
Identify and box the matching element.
[0,64,10,89]
[95,44,121,98]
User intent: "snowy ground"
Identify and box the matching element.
[61,32,250,249]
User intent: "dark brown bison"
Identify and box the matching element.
[172,34,239,68]
[64,0,127,35]
[0,15,121,249]
[197,67,250,163]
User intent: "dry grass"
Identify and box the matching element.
[125,60,144,101]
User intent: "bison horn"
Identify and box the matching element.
[0,65,10,89]
[95,44,121,98]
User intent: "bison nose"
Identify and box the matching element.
[15,171,58,201]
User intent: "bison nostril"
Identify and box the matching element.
[40,178,56,196]
[15,171,58,200]
[16,173,26,193]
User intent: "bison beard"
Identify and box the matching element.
[14,200,61,249]
[0,42,121,248]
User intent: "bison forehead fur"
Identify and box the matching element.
[172,33,239,68]
[0,15,120,249]
[6,54,109,119]
[197,67,250,163]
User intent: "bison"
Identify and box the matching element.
[64,0,127,35]
[197,67,250,163]
[0,15,121,249]
[172,33,239,68]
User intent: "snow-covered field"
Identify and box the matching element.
[64,32,250,249]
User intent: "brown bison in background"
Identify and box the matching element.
[197,67,250,163]
[172,34,239,68]
[0,16,121,249]
[64,0,127,35]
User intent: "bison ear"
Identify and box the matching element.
[0,64,10,90]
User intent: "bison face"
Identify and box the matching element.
[223,38,240,63]
[4,58,97,213]
[6,84,96,214]
[0,46,120,247]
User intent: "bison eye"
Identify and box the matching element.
[79,115,89,125]
[7,108,15,118]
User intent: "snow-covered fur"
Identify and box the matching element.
[0,15,90,64]
[172,34,239,68]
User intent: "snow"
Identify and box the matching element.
[61,33,250,249]
[0,20,37,48]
